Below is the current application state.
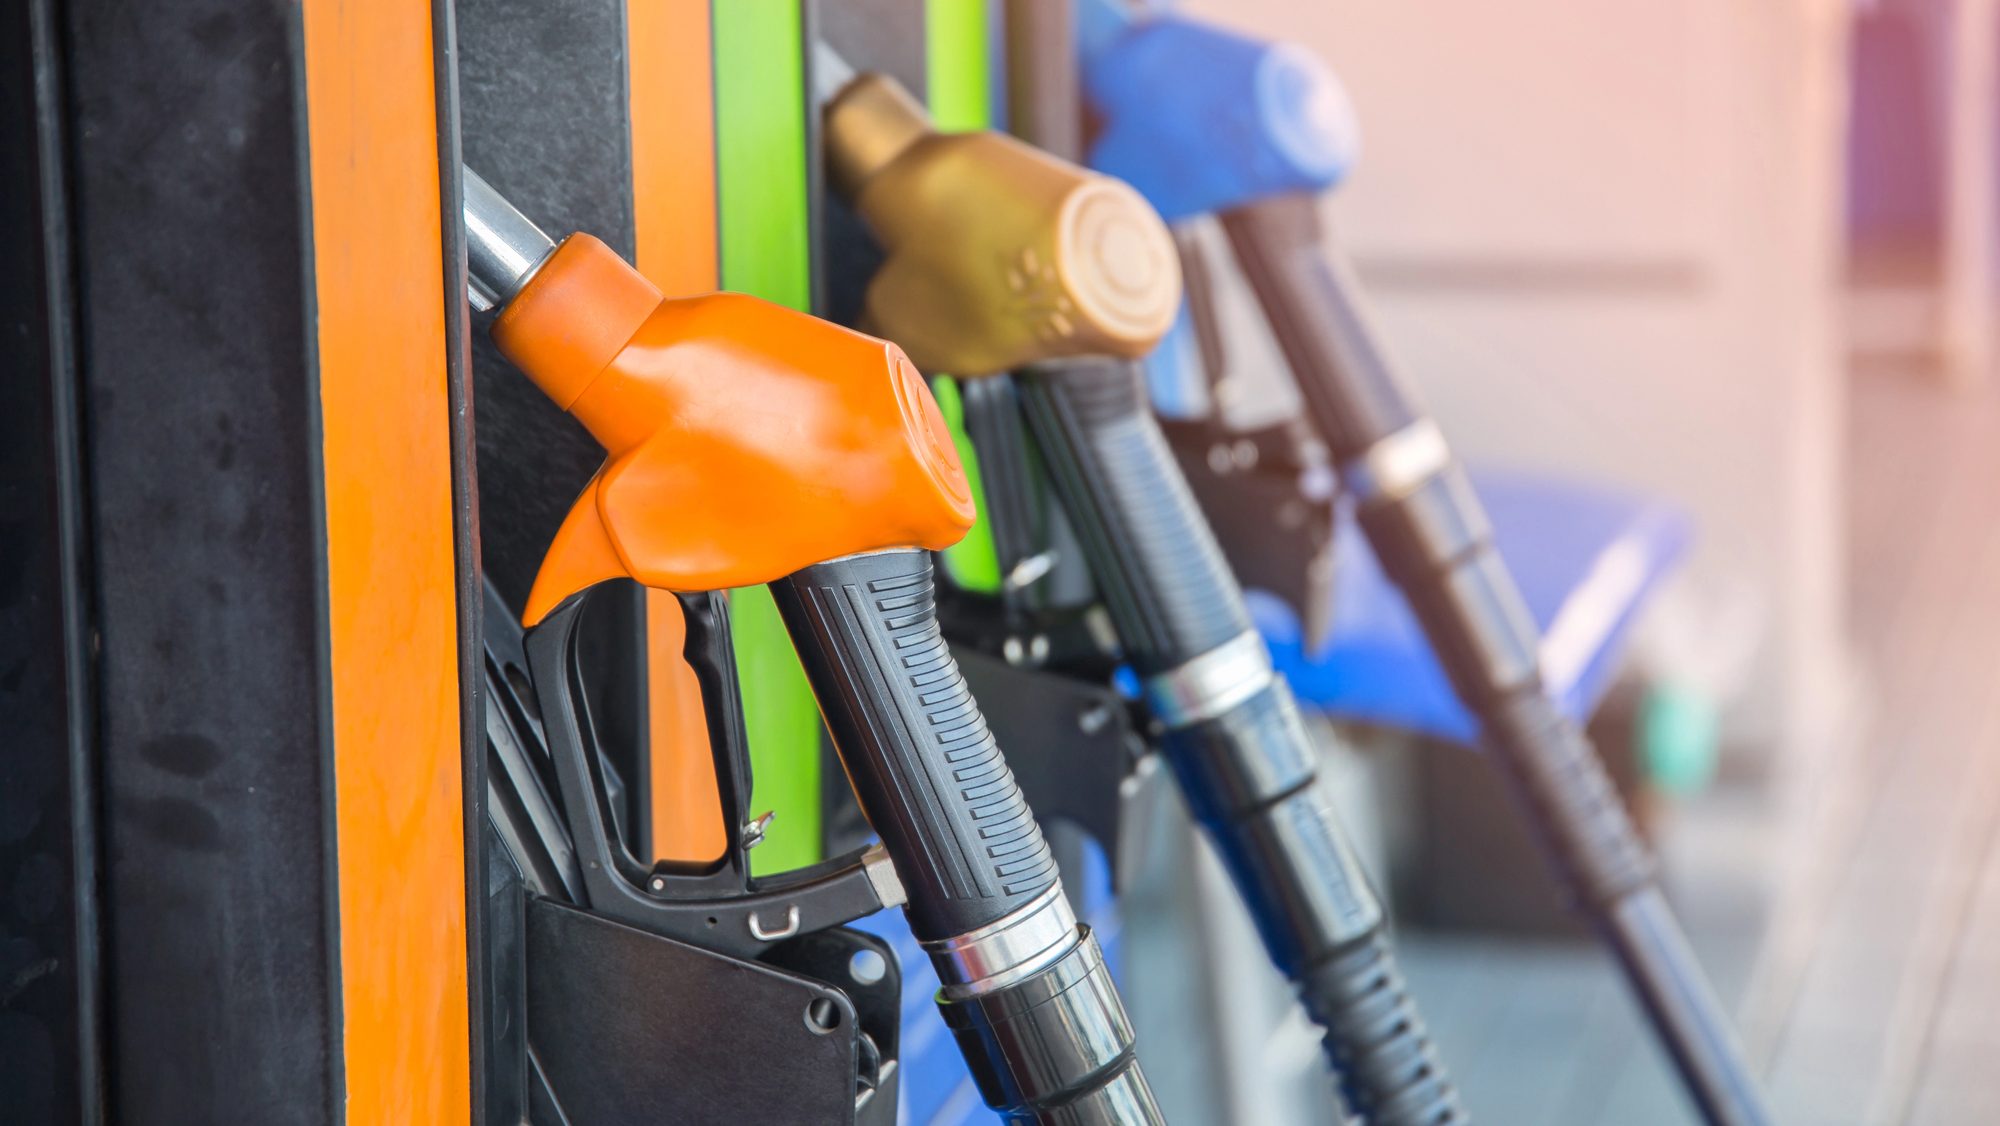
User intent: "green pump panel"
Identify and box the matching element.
[714,0,823,873]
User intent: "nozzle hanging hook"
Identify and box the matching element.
[462,166,557,312]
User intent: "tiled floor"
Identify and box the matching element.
[1396,359,2000,1125]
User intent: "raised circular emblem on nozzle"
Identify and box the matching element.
[1057,178,1182,350]
[888,345,975,520]
[1255,43,1359,184]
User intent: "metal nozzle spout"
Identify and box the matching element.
[462,166,557,312]
[810,38,858,105]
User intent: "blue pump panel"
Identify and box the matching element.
[1255,472,1693,744]
[1080,4,1359,221]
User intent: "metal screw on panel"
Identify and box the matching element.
[1215,376,1245,412]
[1004,550,1058,592]
[1079,703,1114,735]
[849,949,888,986]
[805,997,842,1034]
[1003,636,1052,667]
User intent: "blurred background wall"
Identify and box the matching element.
[1179,0,1858,776]
[1127,3,2000,1122]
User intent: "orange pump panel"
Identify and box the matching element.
[627,0,717,297]
[301,0,469,1119]
[643,589,719,862]
[625,0,725,866]
[492,235,976,625]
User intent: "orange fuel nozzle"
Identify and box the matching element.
[821,66,1182,377]
[463,172,975,624]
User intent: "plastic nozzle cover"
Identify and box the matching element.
[824,72,1182,376]
[486,234,976,622]
[1082,10,1360,222]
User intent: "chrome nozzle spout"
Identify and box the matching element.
[462,165,557,312]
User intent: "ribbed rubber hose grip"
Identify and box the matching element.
[1484,688,1656,908]
[1307,931,1466,1126]
[1163,682,1465,1126]
[1355,467,1657,910]
[1017,358,1465,1124]
[1015,357,1251,672]
[771,550,1060,941]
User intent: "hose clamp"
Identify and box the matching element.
[923,886,1080,998]
[1342,419,1449,503]
[1142,630,1274,729]
[935,930,1162,1121]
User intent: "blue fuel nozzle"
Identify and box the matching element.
[1080,2,1360,222]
